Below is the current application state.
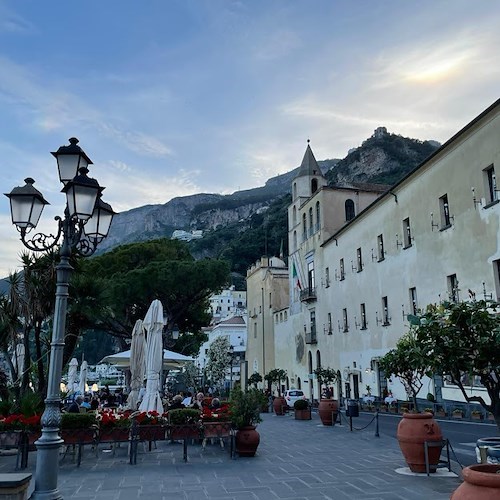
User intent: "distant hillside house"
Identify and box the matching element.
[171,229,203,241]
[209,285,247,325]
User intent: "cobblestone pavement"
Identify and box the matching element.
[0,411,462,499]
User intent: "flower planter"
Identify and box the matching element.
[235,425,260,457]
[435,411,446,418]
[201,421,232,439]
[0,430,21,448]
[61,428,96,445]
[318,399,338,426]
[451,464,500,499]
[476,437,500,463]
[169,424,199,441]
[294,409,311,420]
[471,414,484,421]
[137,425,167,441]
[453,413,464,419]
[397,412,443,473]
[99,428,130,442]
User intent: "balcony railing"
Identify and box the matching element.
[300,287,317,302]
[305,331,317,344]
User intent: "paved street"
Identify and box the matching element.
[1,411,464,499]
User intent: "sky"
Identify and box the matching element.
[0,0,499,277]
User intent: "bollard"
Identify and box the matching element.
[479,446,488,464]
[375,409,380,438]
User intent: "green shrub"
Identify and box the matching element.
[230,389,266,429]
[168,409,200,425]
[293,399,308,410]
[61,412,97,429]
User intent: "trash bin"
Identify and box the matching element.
[346,399,359,417]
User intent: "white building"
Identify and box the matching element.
[256,98,500,406]
[209,286,247,324]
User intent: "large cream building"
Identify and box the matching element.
[250,99,500,405]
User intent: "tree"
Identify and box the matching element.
[82,238,230,355]
[313,367,339,398]
[411,300,500,430]
[248,372,262,388]
[378,329,429,410]
[205,336,231,391]
[264,368,287,396]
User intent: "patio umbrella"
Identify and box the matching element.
[139,299,165,413]
[99,349,193,369]
[127,319,145,410]
[79,360,88,394]
[67,358,79,395]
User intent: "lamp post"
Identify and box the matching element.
[5,138,114,500]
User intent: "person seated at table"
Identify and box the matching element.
[182,391,193,406]
[68,395,83,413]
[169,394,185,410]
[190,392,205,410]
[80,396,91,410]
[90,396,99,411]
[210,397,221,410]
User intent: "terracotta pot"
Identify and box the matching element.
[396,412,442,473]
[451,464,500,499]
[235,425,260,457]
[294,409,311,420]
[273,397,287,416]
[318,399,338,426]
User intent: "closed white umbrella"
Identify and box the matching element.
[79,360,88,394]
[139,299,165,413]
[127,319,145,410]
[67,358,78,395]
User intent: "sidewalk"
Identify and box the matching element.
[0,411,462,499]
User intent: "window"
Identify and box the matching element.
[292,206,297,226]
[253,323,257,339]
[493,260,500,301]
[339,259,345,281]
[309,207,314,236]
[315,201,321,232]
[310,310,316,337]
[360,303,367,329]
[356,247,363,272]
[293,182,297,200]
[345,199,355,221]
[439,194,452,228]
[409,287,418,315]
[403,218,412,248]
[307,261,315,291]
[269,292,272,308]
[485,165,498,204]
[382,296,390,325]
[293,231,297,251]
[325,267,330,288]
[327,312,332,334]
[275,315,278,324]
[342,308,349,332]
[377,234,385,261]
[302,213,307,240]
[284,311,287,321]
[448,274,459,302]
[311,178,318,194]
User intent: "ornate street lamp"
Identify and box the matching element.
[4,138,114,500]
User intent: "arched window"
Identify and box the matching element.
[293,182,297,200]
[311,178,318,194]
[309,207,313,235]
[292,206,297,226]
[316,350,321,370]
[345,199,355,221]
[293,231,297,251]
[302,213,307,240]
[315,201,320,231]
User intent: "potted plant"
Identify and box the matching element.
[293,399,311,420]
[199,404,231,440]
[97,409,131,442]
[379,329,443,473]
[471,409,483,420]
[424,407,434,415]
[60,412,98,444]
[435,406,447,418]
[166,409,199,441]
[453,408,464,419]
[230,389,266,457]
[265,369,287,415]
[313,367,339,426]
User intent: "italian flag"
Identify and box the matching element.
[292,262,302,290]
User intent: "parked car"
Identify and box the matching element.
[284,389,306,408]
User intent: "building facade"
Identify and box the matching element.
[270,99,500,405]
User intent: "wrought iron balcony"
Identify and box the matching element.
[300,287,317,302]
